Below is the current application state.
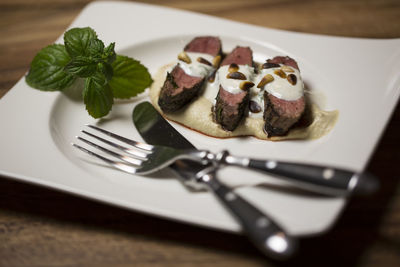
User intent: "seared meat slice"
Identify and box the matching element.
[213,46,254,131]
[158,65,204,112]
[158,36,222,112]
[264,93,305,136]
[220,46,253,66]
[214,85,250,131]
[263,56,305,136]
[184,36,222,57]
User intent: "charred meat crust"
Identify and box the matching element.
[263,92,306,136]
[158,65,205,112]
[214,85,250,131]
[213,46,254,131]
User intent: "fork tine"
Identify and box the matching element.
[86,124,153,151]
[76,136,143,166]
[82,130,148,159]
[72,143,140,174]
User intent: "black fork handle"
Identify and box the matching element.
[200,171,297,260]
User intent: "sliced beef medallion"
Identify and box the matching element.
[214,85,250,131]
[184,36,222,57]
[220,46,253,66]
[214,46,254,131]
[264,93,305,136]
[158,36,222,112]
[158,65,205,112]
[262,56,305,136]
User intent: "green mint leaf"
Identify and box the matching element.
[104,42,116,64]
[64,55,97,77]
[64,27,97,58]
[88,38,105,57]
[83,72,113,118]
[109,55,153,99]
[26,44,76,91]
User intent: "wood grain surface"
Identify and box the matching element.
[1,0,399,266]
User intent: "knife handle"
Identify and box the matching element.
[201,172,297,259]
[216,151,378,196]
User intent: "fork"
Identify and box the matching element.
[73,125,212,175]
[73,125,378,196]
[73,125,300,259]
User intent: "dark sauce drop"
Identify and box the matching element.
[249,100,262,113]
[287,74,297,85]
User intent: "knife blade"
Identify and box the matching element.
[132,101,297,259]
[131,100,210,190]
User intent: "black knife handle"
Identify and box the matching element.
[247,160,378,196]
[202,173,297,260]
[216,151,379,196]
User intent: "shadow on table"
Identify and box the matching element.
[1,106,399,266]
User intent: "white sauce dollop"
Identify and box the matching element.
[255,67,304,101]
[178,52,214,77]
[217,64,255,94]
[202,64,255,103]
[203,79,220,103]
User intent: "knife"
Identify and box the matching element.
[132,101,298,259]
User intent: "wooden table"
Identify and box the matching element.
[1,0,399,266]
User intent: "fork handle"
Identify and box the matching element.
[200,172,297,259]
[214,151,378,196]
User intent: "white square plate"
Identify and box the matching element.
[0,1,399,236]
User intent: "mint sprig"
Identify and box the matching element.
[26,27,153,118]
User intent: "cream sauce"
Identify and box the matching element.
[178,52,214,77]
[217,64,255,94]
[258,66,304,101]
